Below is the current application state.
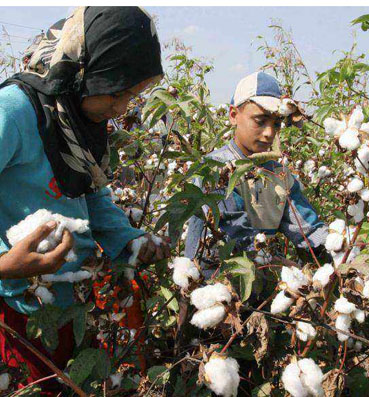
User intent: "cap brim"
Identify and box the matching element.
[250,96,281,114]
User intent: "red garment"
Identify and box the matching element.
[0,299,74,396]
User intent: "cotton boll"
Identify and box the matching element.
[348,200,364,223]
[281,362,308,397]
[335,313,351,342]
[254,250,272,265]
[335,297,356,314]
[270,291,294,314]
[296,321,317,342]
[255,233,266,243]
[359,188,369,202]
[190,283,231,310]
[348,106,364,129]
[347,178,364,193]
[347,337,355,349]
[361,122,369,133]
[355,144,369,175]
[125,208,143,223]
[303,160,316,174]
[353,309,365,323]
[323,117,345,137]
[109,373,123,389]
[171,257,200,289]
[329,219,346,235]
[7,210,89,263]
[204,355,240,397]
[0,373,10,391]
[354,340,363,352]
[35,286,55,305]
[325,233,344,251]
[125,236,148,279]
[190,303,226,329]
[298,358,324,397]
[312,263,334,288]
[317,166,331,178]
[339,128,361,150]
[41,270,92,283]
[281,266,309,292]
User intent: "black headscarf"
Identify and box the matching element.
[0,6,163,198]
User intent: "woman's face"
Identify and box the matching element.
[80,75,161,123]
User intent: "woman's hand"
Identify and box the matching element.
[127,233,171,265]
[0,221,74,279]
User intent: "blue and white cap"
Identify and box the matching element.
[231,71,282,113]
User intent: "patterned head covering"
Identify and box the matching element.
[1,6,163,198]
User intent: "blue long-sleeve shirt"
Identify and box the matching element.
[0,84,145,314]
[185,139,328,260]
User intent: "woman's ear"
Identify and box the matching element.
[229,105,238,126]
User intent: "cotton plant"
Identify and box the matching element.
[190,283,232,330]
[203,353,240,397]
[282,358,324,397]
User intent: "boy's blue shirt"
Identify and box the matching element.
[0,84,145,314]
[185,139,328,259]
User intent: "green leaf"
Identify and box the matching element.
[351,14,369,31]
[69,348,97,386]
[152,89,177,106]
[218,239,236,262]
[26,305,63,351]
[225,255,255,302]
[147,365,170,386]
[160,286,179,312]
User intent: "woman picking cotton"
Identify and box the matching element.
[0,6,169,394]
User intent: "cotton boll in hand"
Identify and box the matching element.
[7,209,89,263]
[190,283,232,310]
[204,354,240,397]
[171,257,200,289]
[325,233,344,252]
[125,236,148,280]
[270,290,294,314]
[339,128,361,151]
[41,270,92,283]
[35,286,55,305]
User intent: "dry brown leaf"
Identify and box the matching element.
[322,369,345,397]
[246,312,270,364]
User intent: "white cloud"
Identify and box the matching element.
[229,63,247,73]
[182,25,200,35]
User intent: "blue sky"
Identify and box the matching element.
[0,6,368,104]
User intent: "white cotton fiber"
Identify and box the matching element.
[171,257,200,289]
[125,208,143,223]
[35,286,55,305]
[335,313,351,342]
[282,362,308,397]
[204,355,240,397]
[339,128,361,151]
[296,321,317,342]
[312,263,334,288]
[359,188,369,202]
[363,280,369,298]
[325,233,344,252]
[190,303,226,329]
[335,297,356,314]
[347,178,364,193]
[329,219,346,235]
[125,236,148,279]
[348,106,364,129]
[323,117,346,137]
[282,359,324,397]
[7,209,89,263]
[298,358,324,397]
[281,266,309,292]
[41,270,92,283]
[348,200,365,223]
[278,98,297,116]
[353,309,365,323]
[355,144,369,175]
[190,283,231,310]
[270,291,294,314]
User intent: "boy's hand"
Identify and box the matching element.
[127,233,171,265]
[0,222,74,279]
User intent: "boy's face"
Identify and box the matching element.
[229,101,282,155]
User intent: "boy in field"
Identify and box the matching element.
[185,71,328,268]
